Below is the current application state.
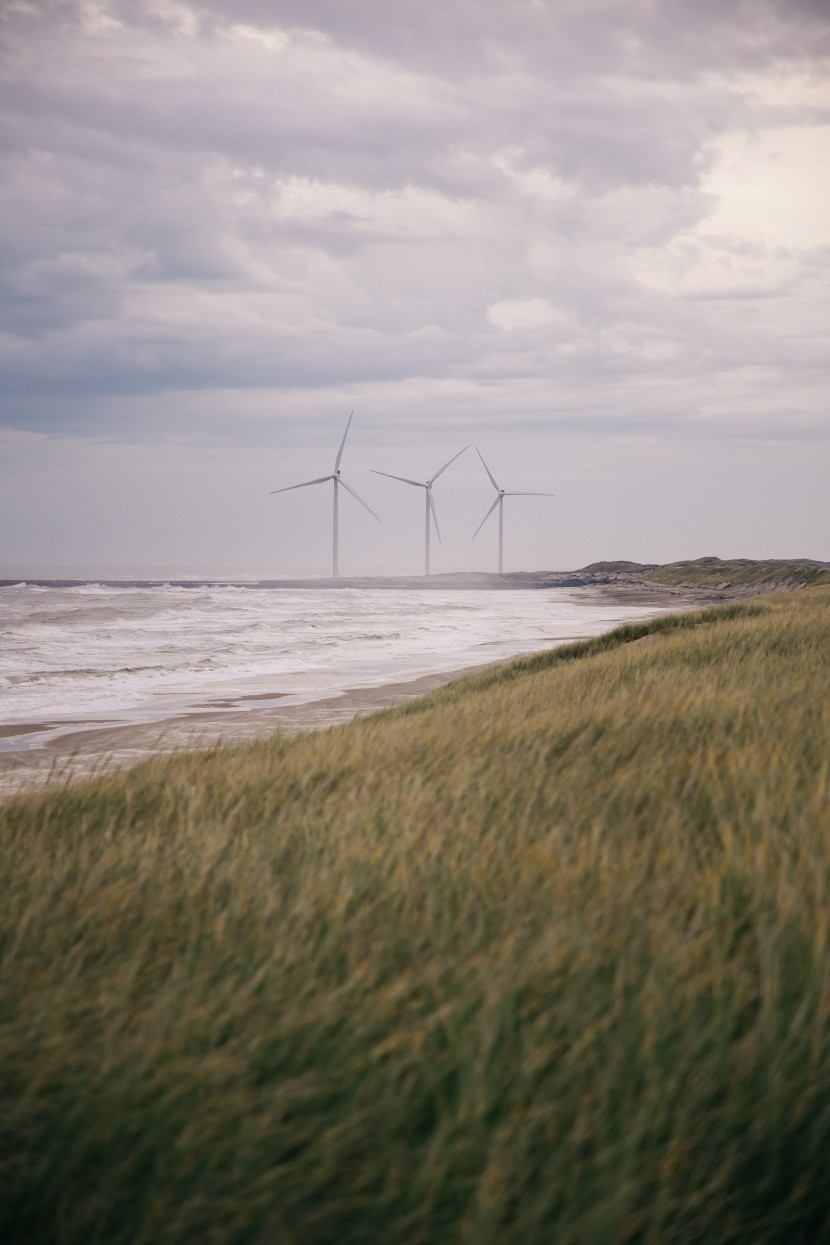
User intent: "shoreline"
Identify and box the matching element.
[1,567,814,598]
[0,583,731,801]
[0,660,516,800]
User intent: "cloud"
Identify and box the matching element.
[0,0,828,470]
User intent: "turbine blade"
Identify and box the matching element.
[472,495,500,538]
[428,443,470,486]
[428,490,441,543]
[504,491,556,497]
[270,474,333,494]
[339,477,382,522]
[476,447,500,493]
[371,469,424,488]
[334,411,354,471]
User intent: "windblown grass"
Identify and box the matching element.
[2,588,830,1244]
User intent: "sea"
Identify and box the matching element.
[0,580,665,749]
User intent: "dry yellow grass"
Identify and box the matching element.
[2,588,830,1243]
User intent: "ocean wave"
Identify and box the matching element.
[0,584,665,726]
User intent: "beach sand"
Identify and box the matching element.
[0,660,513,800]
[0,582,723,802]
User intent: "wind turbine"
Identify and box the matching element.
[372,445,469,577]
[270,412,380,578]
[473,448,555,574]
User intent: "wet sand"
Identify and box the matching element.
[0,661,510,801]
[0,581,724,802]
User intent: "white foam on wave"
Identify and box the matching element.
[0,583,666,727]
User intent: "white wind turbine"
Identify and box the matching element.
[473,448,555,574]
[270,412,380,578]
[372,445,469,577]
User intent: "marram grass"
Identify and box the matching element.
[2,588,830,1244]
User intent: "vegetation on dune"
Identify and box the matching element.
[3,588,830,1244]
[578,559,658,573]
[644,556,830,591]
[574,556,830,591]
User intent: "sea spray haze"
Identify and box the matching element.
[2,587,830,1243]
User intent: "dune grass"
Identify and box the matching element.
[2,587,830,1244]
[644,556,830,590]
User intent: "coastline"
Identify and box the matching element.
[0,659,518,800]
[0,581,737,801]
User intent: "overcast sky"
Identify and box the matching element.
[1,0,828,575]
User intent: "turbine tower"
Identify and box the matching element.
[270,412,380,578]
[372,445,469,577]
[473,448,555,574]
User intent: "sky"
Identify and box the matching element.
[0,0,828,576]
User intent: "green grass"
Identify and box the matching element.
[3,588,830,1244]
[644,556,830,590]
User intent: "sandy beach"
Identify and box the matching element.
[0,578,740,801]
[0,660,520,799]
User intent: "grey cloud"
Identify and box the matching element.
[180,0,830,74]
[0,1,804,202]
[0,0,828,450]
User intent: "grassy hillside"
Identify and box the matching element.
[578,559,658,573]
[3,588,830,1244]
[645,556,830,591]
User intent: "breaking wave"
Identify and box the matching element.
[0,581,663,727]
